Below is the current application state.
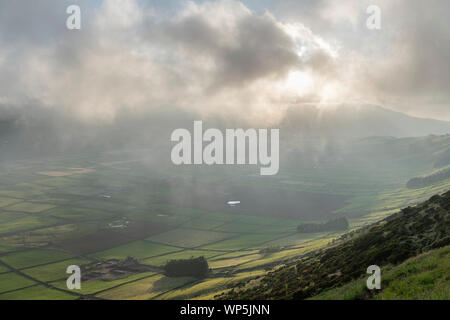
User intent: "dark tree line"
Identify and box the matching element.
[164,256,209,278]
[297,217,349,233]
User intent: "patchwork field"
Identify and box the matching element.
[0,285,77,300]
[89,240,181,260]
[1,147,449,300]
[147,228,235,248]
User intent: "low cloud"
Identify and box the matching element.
[0,0,448,128]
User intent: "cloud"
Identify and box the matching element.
[257,0,450,119]
[165,11,299,88]
[0,0,339,125]
[361,0,450,118]
[0,0,448,127]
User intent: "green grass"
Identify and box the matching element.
[0,285,77,300]
[13,223,97,246]
[126,205,206,226]
[0,197,21,208]
[51,271,156,295]
[157,270,265,300]
[89,240,181,261]
[43,207,115,220]
[0,241,24,255]
[181,217,227,229]
[0,213,60,234]
[209,250,260,261]
[5,202,56,213]
[310,245,450,300]
[0,189,41,199]
[0,265,10,273]
[258,232,330,247]
[213,222,266,233]
[209,254,262,269]
[0,273,36,293]
[236,238,334,270]
[1,249,74,269]
[142,250,220,267]
[147,228,234,248]
[96,274,195,300]
[33,177,76,188]
[22,258,90,282]
[71,199,135,213]
[200,233,288,251]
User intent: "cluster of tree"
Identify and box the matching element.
[297,217,349,233]
[406,166,450,189]
[164,256,209,278]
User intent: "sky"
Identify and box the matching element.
[0,0,449,126]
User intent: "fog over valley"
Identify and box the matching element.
[0,0,449,302]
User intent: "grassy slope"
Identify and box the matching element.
[218,191,450,300]
[311,245,449,300]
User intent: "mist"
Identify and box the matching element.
[1,0,450,219]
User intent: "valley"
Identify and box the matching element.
[1,134,449,300]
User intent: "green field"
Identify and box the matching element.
[1,249,74,269]
[96,274,196,300]
[0,285,77,300]
[22,258,89,282]
[142,250,221,267]
[89,241,182,260]
[1,136,450,300]
[50,271,157,295]
[147,228,235,248]
[0,273,36,294]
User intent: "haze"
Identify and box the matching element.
[0,0,449,132]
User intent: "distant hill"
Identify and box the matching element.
[407,166,450,189]
[218,191,450,300]
[280,104,450,138]
[3,104,450,153]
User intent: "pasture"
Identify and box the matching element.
[0,148,449,300]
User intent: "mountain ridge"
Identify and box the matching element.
[280,104,450,138]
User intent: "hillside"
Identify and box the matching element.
[218,191,450,300]
[280,104,450,138]
[407,166,450,189]
[310,245,449,300]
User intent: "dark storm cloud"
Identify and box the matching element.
[164,12,300,88]
[0,0,338,125]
